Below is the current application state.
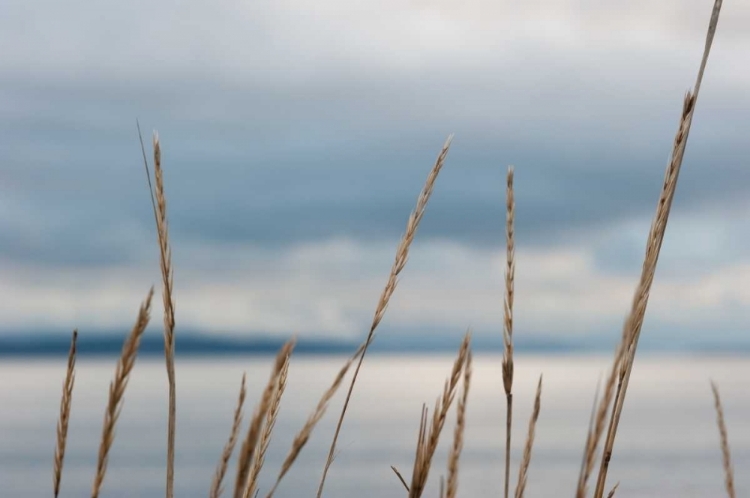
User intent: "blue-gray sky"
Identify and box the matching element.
[1,0,749,347]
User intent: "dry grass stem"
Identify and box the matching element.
[502,165,515,498]
[154,132,178,498]
[210,374,248,498]
[234,340,295,498]
[446,351,472,498]
[91,289,153,498]
[265,341,366,498]
[53,329,77,498]
[317,135,453,498]
[243,355,291,498]
[408,333,471,498]
[139,123,177,498]
[578,343,628,496]
[391,466,410,493]
[592,2,723,496]
[606,482,620,498]
[514,375,542,498]
[576,375,603,498]
[711,382,735,498]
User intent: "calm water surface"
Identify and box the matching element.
[1,354,748,497]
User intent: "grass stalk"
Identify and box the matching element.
[210,374,247,498]
[316,135,453,498]
[592,2,724,496]
[391,465,410,493]
[53,329,77,498]
[243,353,291,498]
[711,382,735,498]
[514,375,542,498]
[446,350,472,498]
[576,375,602,498]
[265,341,366,498]
[234,340,295,498]
[502,165,515,498]
[154,133,178,498]
[407,333,471,498]
[138,123,177,498]
[91,289,153,498]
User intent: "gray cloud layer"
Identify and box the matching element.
[1,0,749,343]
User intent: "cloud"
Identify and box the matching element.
[2,234,749,348]
[0,0,748,345]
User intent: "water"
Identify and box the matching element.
[1,354,748,497]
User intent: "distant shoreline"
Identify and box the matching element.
[1,332,748,357]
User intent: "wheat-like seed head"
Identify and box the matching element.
[514,375,542,498]
[502,165,515,396]
[446,350,472,498]
[91,289,153,498]
[408,332,470,498]
[317,136,453,498]
[592,3,723,496]
[265,340,366,498]
[711,382,735,498]
[234,340,295,498]
[244,354,291,498]
[150,131,178,498]
[53,329,77,498]
[210,374,247,498]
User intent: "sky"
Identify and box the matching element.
[1,0,749,349]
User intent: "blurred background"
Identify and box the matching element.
[0,0,748,496]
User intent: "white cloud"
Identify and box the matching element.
[1,225,748,342]
[2,0,748,94]
[1,0,748,349]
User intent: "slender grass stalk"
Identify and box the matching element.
[408,333,471,498]
[91,289,153,498]
[592,2,723,496]
[53,329,77,498]
[446,351,472,498]
[316,136,453,498]
[265,341,366,498]
[711,382,735,498]
[243,354,291,498]
[502,165,515,498]
[606,482,620,498]
[576,375,602,498]
[391,465,410,493]
[514,375,542,498]
[210,374,247,498]
[234,340,295,498]
[154,133,177,498]
[138,123,177,498]
[577,343,627,495]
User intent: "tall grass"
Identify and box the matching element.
[139,126,178,498]
[52,330,77,498]
[591,1,723,495]
[502,166,515,498]
[91,289,154,498]
[317,134,454,498]
[46,1,739,497]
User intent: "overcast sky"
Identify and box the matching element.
[1,0,749,348]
